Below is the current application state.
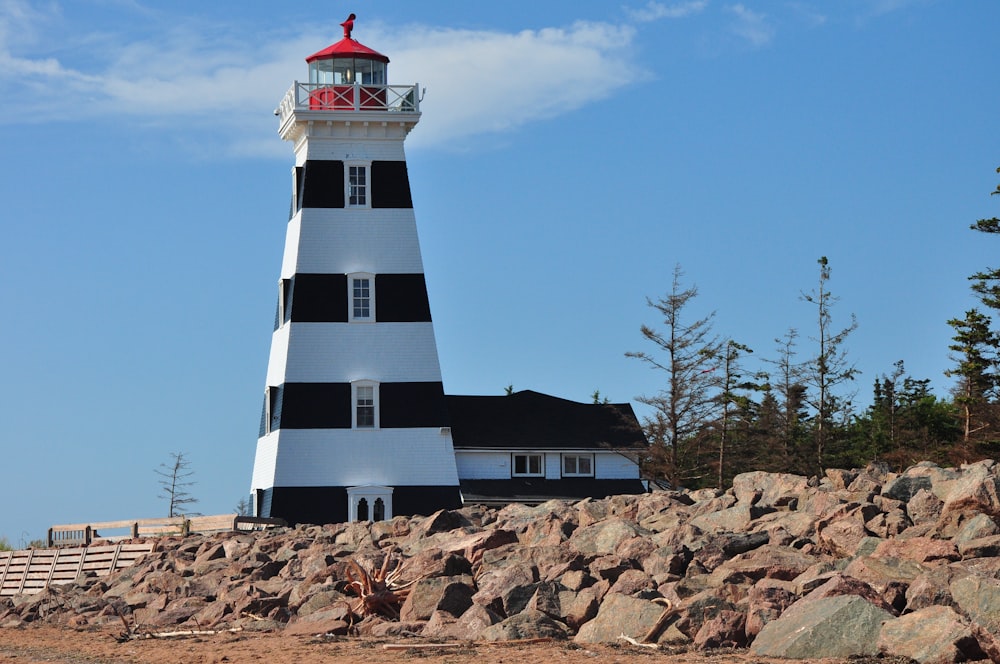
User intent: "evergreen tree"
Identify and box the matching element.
[627,265,722,487]
[968,166,1000,310]
[763,329,809,471]
[945,308,999,451]
[800,257,858,474]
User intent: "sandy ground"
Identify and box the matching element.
[0,625,836,664]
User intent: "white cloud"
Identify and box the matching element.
[0,6,645,155]
[726,4,775,46]
[626,1,709,23]
[384,22,640,148]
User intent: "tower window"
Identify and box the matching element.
[512,453,544,477]
[278,278,292,325]
[348,165,368,207]
[348,273,375,321]
[353,381,379,429]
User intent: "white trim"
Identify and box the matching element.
[347,485,393,522]
[352,380,379,429]
[346,162,371,208]
[347,272,375,322]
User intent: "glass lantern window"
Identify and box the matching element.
[309,58,386,86]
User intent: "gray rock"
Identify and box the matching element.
[751,594,894,658]
[479,608,569,641]
[950,573,1000,636]
[573,592,670,644]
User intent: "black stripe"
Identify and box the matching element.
[371,161,413,208]
[381,382,449,428]
[290,274,348,322]
[279,383,352,429]
[376,274,431,321]
[284,273,431,323]
[271,381,448,430]
[260,485,462,525]
[301,160,345,208]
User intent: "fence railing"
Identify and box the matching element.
[0,542,155,597]
[275,81,420,125]
[47,514,286,548]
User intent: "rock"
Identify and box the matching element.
[732,471,809,509]
[744,584,797,640]
[399,575,474,621]
[479,609,569,641]
[871,536,960,564]
[949,574,1000,636]
[907,488,945,526]
[573,592,671,644]
[692,609,746,649]
[878,605,994,663]
[568,518,645,555]
[957,535,1000,559]
[284,606,351,636]
[953,513,1000,543]
[883,475,933,502]
[751,594,894,658]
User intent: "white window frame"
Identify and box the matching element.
[562,453,594,477]
[348,272,375,322]
[346,162,370,208]
[352,380,379,429]
[512,453,544,477]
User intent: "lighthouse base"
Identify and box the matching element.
[256,485,462,526]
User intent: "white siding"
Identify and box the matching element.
[258,428,459,488]
[251,434,279,490]
[267,322,443,384]
[454,450,641,481]
[297,132,411,162]
[455,451,510,479]
[292,210,425,275]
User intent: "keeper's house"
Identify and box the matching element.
[249,18,647,525]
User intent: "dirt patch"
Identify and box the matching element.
[0,625,843,664]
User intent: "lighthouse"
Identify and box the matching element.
[250,17,462,525]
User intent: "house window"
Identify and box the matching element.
[562,454,594,477]
[353,381,378,429]
[348,273,374,321]
[348,165,368,207]
[357,498,369,521]
[512,453,543,477]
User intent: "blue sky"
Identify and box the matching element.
[1,0,997,544]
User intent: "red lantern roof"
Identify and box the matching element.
[305,37,389,64]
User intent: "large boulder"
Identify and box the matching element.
[878,605,998,664]
[750,594,894,658]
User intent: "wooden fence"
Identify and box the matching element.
[47,514,286,548]
[0,514,286,597]
[0,542,155,597]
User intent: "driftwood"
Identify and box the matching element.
[119,627,244,641]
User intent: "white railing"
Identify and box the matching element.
[276,82,420,124]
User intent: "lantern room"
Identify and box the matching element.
[304,14,391,111]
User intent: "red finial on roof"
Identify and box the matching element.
[341,13,356,39]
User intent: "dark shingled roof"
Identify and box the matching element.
[445,390,647,450]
